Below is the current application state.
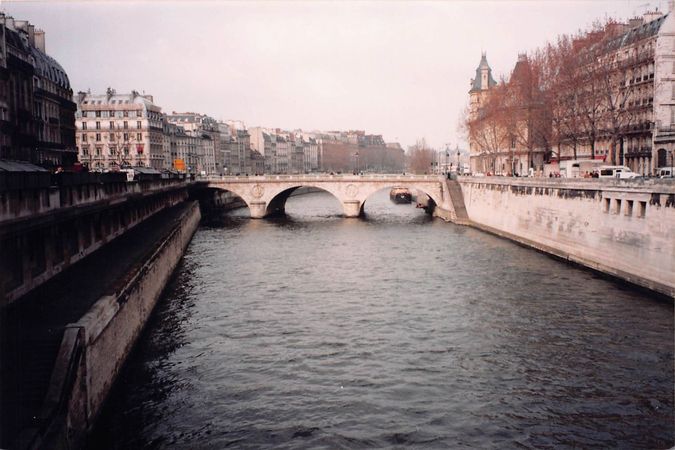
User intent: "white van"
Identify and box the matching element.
[598,165,638,179]
[560,159,605,178]
[658,167,673,178]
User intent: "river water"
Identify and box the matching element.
[91,190,674,449]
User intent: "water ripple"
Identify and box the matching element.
[90,191,674,449]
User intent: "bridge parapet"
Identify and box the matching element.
[204,173,440,183]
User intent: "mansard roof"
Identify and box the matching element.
[5,26,71,90]
[597,14,667,55]
[31,47,71,90]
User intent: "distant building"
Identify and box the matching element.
[0,14,77,168]
[75,89,165,170]
[166,112,220,175]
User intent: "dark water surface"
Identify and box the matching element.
[91,190,674,449]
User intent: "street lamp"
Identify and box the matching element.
[456,146,461,173]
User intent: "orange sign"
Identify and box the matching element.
[173,159,186,171]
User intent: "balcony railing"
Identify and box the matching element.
[656,125,675,134]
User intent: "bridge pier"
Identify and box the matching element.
[249,201,267,219]
[342,200,363,218]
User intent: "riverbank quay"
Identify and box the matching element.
[451,177,675,299]
[0,200,200,449]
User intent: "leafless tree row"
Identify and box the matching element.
[465,18,650,167]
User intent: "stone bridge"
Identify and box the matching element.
[204,174,464,219]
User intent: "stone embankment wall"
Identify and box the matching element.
[457,177,675,297]
[1,177,191,306]
[28,201,201,449]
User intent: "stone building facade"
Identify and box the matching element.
[75,90,164,170]
[0,14,76,168]
[166,112,221,175]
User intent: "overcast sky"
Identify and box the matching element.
[2,0,668,148]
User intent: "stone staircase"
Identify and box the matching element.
[441,178,470,225]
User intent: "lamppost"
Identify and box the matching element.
[456,146,461,173]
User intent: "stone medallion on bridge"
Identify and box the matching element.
[345,184,359,198]
[251,184,265,199]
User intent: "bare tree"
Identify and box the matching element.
[407,138,435,174]
[464,82,509,173]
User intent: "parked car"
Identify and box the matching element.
[598,165,638,179]
[657,167,673,178]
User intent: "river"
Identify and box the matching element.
[90,190,674,449]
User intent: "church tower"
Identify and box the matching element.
[469,52,497,119]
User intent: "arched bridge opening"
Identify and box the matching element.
[194,186,250,218]
[359,185,439,217]
[266,185,345,217]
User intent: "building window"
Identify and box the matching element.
[110,146,117,155]
[109,133,115,141]
[82,147,89,155]
[136,110,142,117]
[95,110,101,118]
[136,133,142,141]
[123,121,128,129]
[82,134,88,142]
[95,147,102,156]
[137,121,142,129]
[123,111,129,117]
[124,133,129,141]
[82,121,87,130]
[124,147,129,155]
[109,121,114,129]
[110,110,115,117]
[96,121,101,130]
[95,133,101,141]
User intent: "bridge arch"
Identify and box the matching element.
[197,186,255,214]
[358,183,442,213]
[264,184,344,217]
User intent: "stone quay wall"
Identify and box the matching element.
[26,201,201,449]
[457,177,675,298]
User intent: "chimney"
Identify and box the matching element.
[34,29,45,53]
[628,17,643,29]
